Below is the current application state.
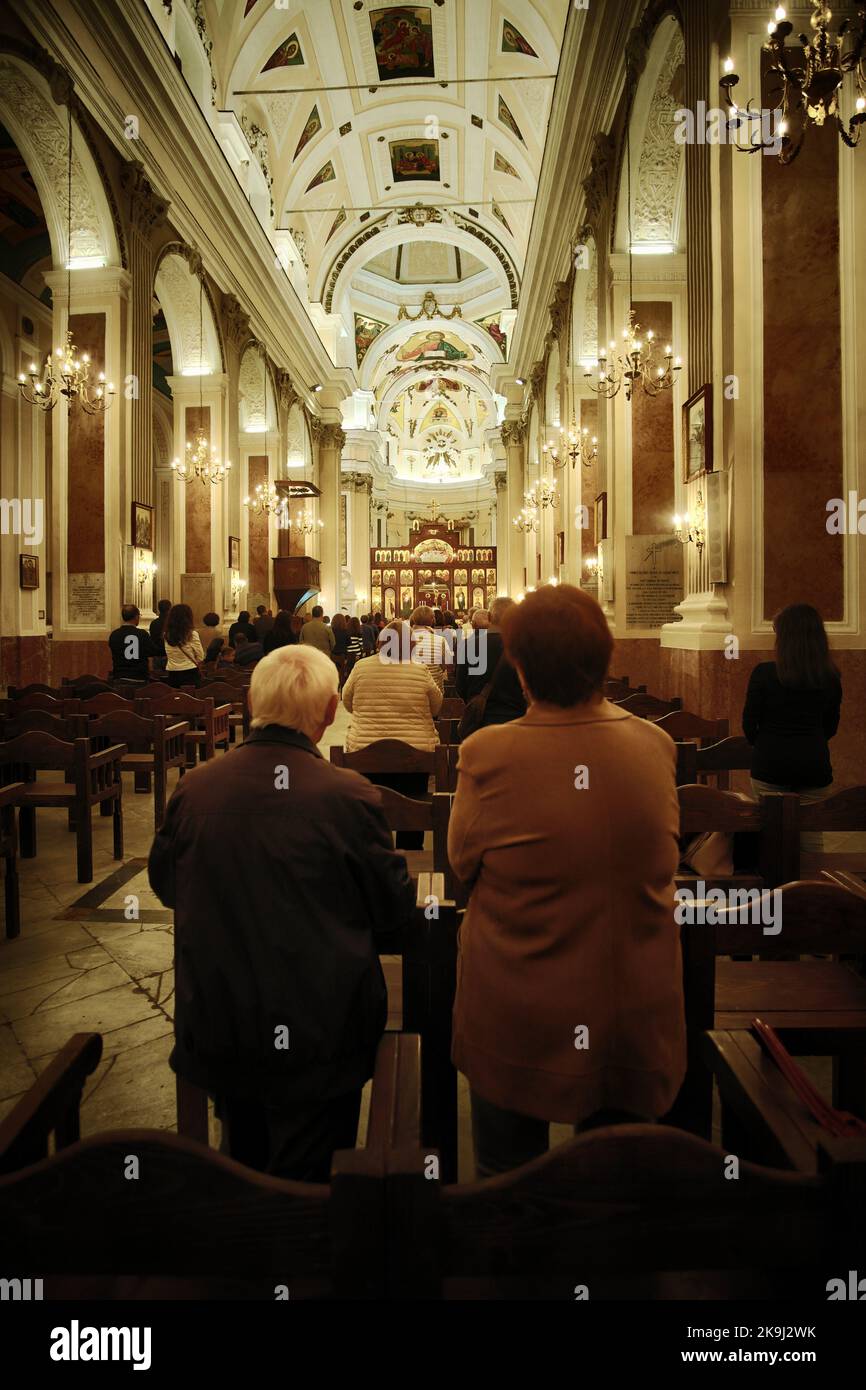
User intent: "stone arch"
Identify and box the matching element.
[154,249,223,377]
[375,365,498,427]
[239,343,277,433]
[360,315,502,393]
[0,53,121,269]
[572,231,598,370]
[285,401,310,473]
[614,17,686,254]
[320,220,517,315]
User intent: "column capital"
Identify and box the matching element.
[120,160,170,239]
[501,419,526,448]
[221,293,251,352]
[319,423,346,452]
[276,368,300,413]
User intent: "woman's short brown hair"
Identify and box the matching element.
[501,585,613,706]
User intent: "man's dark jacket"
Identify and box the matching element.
[148,724,415,1105]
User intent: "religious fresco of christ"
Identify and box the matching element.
[398,330,472,363]
[371,7,435,81]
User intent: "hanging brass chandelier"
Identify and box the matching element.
[526,477,559,511]
[544,422,598,471]
[17,90,113,414]
[584,68,682,402]
[720,3,866,165]
[512,502,539,534]
[244,349,285,522]
[172,272,231,486]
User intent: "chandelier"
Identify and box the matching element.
[513,503,539,534]
[244,481,288,524]
[292,507,324,538]
[674,492,706,553]
[526,477,558,511]
[720,3,866,165]
[584,68,682,402]
[17,91,113,414]
[543,422,598,470]
[171,270,231,485]
[243,349,285,521]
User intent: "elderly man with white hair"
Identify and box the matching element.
[148,644,415,1181]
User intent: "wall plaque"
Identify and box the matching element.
[68,572,106,626]
[625,535,684,630]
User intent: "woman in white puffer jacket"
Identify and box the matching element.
[341,621,443,847]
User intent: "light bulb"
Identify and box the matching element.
[724,57,734,74]
[775,5,786,20]
[857,96,866,112]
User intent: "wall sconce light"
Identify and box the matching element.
[673,491,706,553]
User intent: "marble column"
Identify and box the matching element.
[316,422,345,615]
[120,161,168,514]
[42,266,130,674]
[500,420,526,597]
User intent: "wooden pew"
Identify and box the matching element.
[703,1028,866,1174]
[184,679,250,742]
[439,697,465,721]
[77,690,134,717]
[0,783,24,941]
[0,734,125,883]
[0,691,78,715]
[0,1030,403,1300]
[654,709,729,743]
[0,709,86,741]
[614,691,682,719]
[677,783,790,893]
[86,711,188,829]
[384,1122,862,1300]
[783,785,866,883]
[330,739,456,794]
[694,734,753,789]
[136,691,230,766]
[677,881,866,1136]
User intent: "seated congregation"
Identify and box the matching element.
[0,585,864,1299]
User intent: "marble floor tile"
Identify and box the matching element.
[0,961,132,1024]
[12,982,166,1059]
[0,1023,37,1098]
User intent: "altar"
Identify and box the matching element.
[371,520,497,618]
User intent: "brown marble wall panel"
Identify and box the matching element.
[247,455,269,601]
[184,406,212,574]
[630,303,674,536]
[66,313,105,573]
[0,636,50,689]
[762,87,843,620]
[49,640,112,685]
[578,398,600,544]
[612,639,864,787]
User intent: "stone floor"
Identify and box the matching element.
[0,701,849,1177]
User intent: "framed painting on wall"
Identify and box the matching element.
[132,501,153,550]
[19,553,39,589]
[228,535,241,570]
[683,383,712,482]
[594,492,608,546]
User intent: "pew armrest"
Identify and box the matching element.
[367,1033,423,1153]
[0,1032,103,1174]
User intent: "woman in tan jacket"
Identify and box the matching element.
[448,584,685,1177]
[341,620,443,848]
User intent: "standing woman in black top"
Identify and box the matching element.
[742,604,842,848]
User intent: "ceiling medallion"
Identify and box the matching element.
[398,290,462,322]
[720,3,866,165]
[397,202,443,227]
[424,428,460,477]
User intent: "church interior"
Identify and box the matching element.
[1,0,866,1322]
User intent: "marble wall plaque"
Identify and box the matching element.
[68,572,106,626]
[625,534,684,630]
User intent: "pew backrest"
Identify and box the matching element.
[615,692,682,718]
[654,710,729,743]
